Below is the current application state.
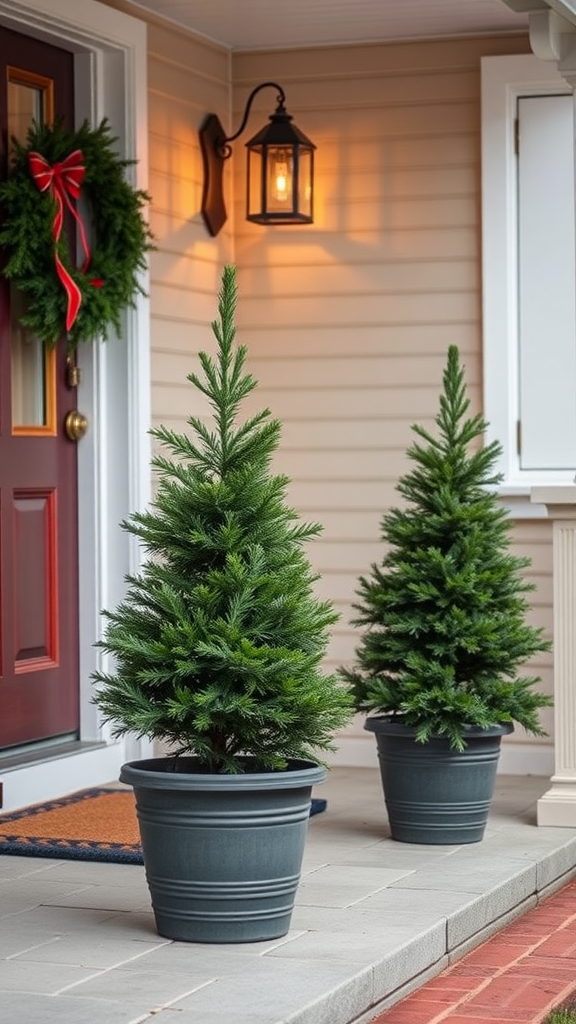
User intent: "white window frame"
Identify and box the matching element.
[481,53,574,511]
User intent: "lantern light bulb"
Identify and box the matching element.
[272,154,290,202]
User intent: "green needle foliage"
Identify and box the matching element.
[341,345,552,751]
[546,1008,576,1024]
[93,266,352,773]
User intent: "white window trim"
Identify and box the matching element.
[481,52,574,516]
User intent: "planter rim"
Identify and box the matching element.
[120,757,326,792]
[364,716,514,739]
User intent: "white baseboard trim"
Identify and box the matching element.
[0,744,127,812]
[328,736,555,777]
[326,738,379,769]
[498,742,554,777]
[1,737,553,812]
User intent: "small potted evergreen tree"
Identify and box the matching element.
[341,346,552,845]
[93,266,352,942]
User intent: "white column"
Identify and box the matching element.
[532,486,576,825]
[524,6,576,825]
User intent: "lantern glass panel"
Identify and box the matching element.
[298,148,313,220]
[247,144,264,219]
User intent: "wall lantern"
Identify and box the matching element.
[199,81,315,237]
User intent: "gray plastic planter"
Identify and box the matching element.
[365,717,513,845]
[120,757,325,943]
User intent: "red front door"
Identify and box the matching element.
[0,27,80,749]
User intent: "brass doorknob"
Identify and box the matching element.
[64,410,88,442]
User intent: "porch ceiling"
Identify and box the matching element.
[125,0,529,50]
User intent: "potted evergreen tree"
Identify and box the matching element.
[93,266,352,942]
[341,346,552,845]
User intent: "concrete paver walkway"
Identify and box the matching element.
[1,767,575,1024]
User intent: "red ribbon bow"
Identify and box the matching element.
[28,149,92,333]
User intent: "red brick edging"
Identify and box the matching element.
[371,879,576,1024]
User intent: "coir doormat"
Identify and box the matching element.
[0,787,327,865]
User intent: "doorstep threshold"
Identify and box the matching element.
[0,740,106,772]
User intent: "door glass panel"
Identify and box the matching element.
[10,291,47,427]
[7,78,44,142]
[7,70,55,432]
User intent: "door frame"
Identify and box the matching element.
[0,0,153,809]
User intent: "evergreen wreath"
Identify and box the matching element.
[0,117,153,349]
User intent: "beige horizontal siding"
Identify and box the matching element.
[100,6,552,760]
[121,10,234,433]
[244,384,482,422]
[239,259,478,295]
[230,34,553,756]
[242,322,480,358]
